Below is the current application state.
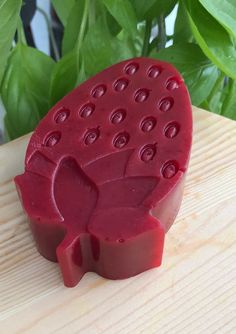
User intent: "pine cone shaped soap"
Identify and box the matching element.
[15,57,192,287]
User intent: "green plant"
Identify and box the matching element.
[0,0,236,140]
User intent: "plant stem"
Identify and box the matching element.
[157,14,166,51]
[76,0,89,71]
[141,20,152,57]
[17,18,27,45]
[208,72,225,104]
[37,6,60,61]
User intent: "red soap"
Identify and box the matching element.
[15,57,192,287]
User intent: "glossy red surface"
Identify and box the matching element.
[15,57,192,287]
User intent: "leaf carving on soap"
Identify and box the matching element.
[53,157,98,230]
[53,154,158,231]
[84,149,159,209]
[97,176,159,209]
[26,150,56,179]
[84,149,134,184]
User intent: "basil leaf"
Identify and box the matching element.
[81,18,135,77]
[208,90,224,115]
[184,0,236,79]
[202,72,225,114]
[2,44,55,139]
[221,79,236,120]
[173,1,192,44]
[208,92,223,114]
[62,0,86,55]
[132,23,146,56]
[131,0,156,20]
[151,43,219,106]
[198,0,236,39]
[145,0,177,20]
[106,10,122,36]
[50,52,77,106]
[50,51,86,106]
[0,0,22,86]
[102,0,137,37]
[207,78,236,119]
[51,0,75,26]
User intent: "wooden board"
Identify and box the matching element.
[0,107,236,334]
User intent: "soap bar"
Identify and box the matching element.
[15,57,192,287]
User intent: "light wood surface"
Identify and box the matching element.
[0,107,236,334]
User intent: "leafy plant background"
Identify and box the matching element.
[0,0,235,140]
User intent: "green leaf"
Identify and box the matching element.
[208,90,223,114]
[106,10,122,35]
[62,0,86,55]
[132,23,146,56]
[173,1,192,44]
[102,0,137,36]
[131,0,156,20]
[50,51,86,106]
[184,0,236,79]
[132,0,176,20]
[205,76,236,119]
[145,0,177,20]
[51,0,75,26]
[205,72,225,114]
[151,43,219,106]
[208,90,224,115]
[221,79,236,120]
[81,18,135,77]
[198,0,236,39]
[0,0,22,87]
[1,45,55,139]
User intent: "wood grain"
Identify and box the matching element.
[0,107,236,334]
